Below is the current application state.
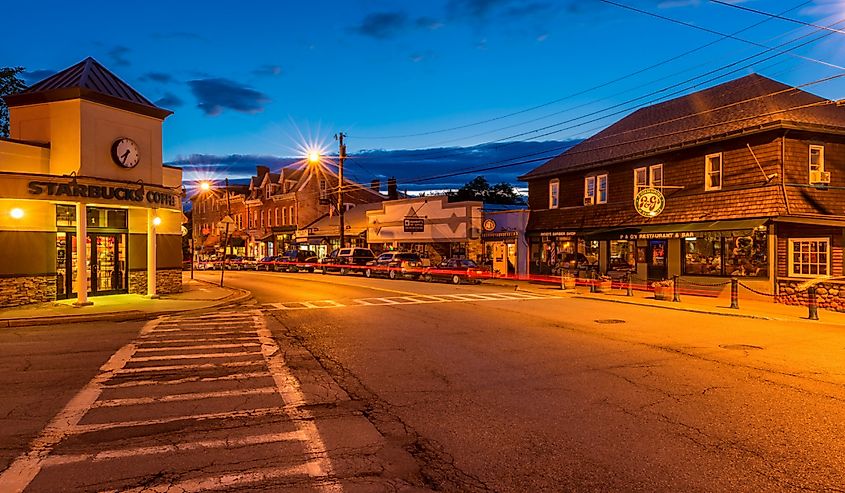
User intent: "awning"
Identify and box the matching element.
[228,237,246,247]
[257,233,275,242]
[625,218,769,240]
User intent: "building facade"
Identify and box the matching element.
[0,58,183,307]
[521,74,845,304]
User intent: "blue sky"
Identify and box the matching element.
[4,0,845,189]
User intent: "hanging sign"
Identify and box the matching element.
[634,187,665,218]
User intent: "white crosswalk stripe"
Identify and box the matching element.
[265,291,559,311]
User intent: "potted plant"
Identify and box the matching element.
[651,279,673,301]
[595,275,614,293]
[561,272,575,290]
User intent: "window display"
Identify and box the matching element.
[683,228,768,277]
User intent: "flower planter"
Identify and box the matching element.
[561,275,576,290]
[595,280,614,293]
[653,285,672,301]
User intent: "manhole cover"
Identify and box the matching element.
[719,344,764,351]
[594,319,626,324]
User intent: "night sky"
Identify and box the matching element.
[4,0,845,190]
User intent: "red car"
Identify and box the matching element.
[422,259,486,284]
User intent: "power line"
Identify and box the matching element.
[709,0,845,35]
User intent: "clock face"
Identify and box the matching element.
[111,138,140,168]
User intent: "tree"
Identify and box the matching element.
[0,67,27,138]
[447,176,525,205]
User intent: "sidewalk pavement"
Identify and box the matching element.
[485,278,845,324]
[0,273,251,327]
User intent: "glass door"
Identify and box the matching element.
[647,240,668,280]
[69,234,92,296]
[93,234,126,295]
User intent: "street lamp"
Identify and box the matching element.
[199,181,211,192]
[308,150,320,164]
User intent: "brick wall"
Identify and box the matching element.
[0,275,57,307]
[129,269,182,295]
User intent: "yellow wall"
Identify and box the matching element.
[0,199,55,232]
[0,140,50,174]
[10,101,82,176]
[128,207,182,235]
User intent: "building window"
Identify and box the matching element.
[549,179,559,209]
[584,174,607,205]
[650,164,663,190]
[789,238,830,278]
[683,229,768,277]
[705,153,722,191]
[634,167,647,195]
[634,164,663,196]
[290,206,295,225]
[319,180,328,203]
[809,145,829,184]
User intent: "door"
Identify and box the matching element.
[65,233,127,297]
[646,240,668,280]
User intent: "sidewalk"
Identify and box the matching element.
[0,273,250,327]
[486,278,845,324]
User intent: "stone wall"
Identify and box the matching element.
[0,275,57,307]
[777,279,845,312]
[129,269,182,295]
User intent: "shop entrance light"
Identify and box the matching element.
[10,208,24,219]
[152,216,162,226]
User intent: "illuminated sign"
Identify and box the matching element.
[27,181,178,207]
[403,217,424,232]
[634,188,665,217]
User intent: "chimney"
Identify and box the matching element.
[387,177,398,200]
[370,179,380,193]
[256,165,270,179]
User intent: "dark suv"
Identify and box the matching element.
[321,247,375,275]
[276,250,317,272]
[364,252,423,280]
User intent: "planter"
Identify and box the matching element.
[653,285,672,301]
[561,275,576,290]
[595,280,614,293]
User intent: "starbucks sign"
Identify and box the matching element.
[634,187,665,218]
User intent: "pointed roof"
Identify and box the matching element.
[520,74,845,180]
[3,57,172,119]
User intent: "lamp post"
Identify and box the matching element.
[193,181,213,280]
[220,178,232,288]
[335,132,346,248]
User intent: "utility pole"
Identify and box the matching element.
[220,178,232,287]
[336,132,346,248]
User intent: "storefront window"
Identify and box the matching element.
[789,238,829,277]
[530,235,598,275]
[683,229,768,277]
[608,240,635,271]
[56,205,75,227]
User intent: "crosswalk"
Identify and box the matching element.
[0,310,339,493]
[266,291,557,311]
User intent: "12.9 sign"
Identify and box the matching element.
[634,188,665,217]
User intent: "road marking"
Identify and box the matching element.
[72,407,292,434]
[266,291,560,311]
[253,310,338,492]
[92,387,278,408]
[136,336,259,344]
[102,372,271,389]
[104,463,338,493]
[134,343,261,352]
[0,318,159,493]
[43,431,304,466]
[115,360,264,374]
[128,351,262,362]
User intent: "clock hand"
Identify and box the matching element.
[120,149,131,163]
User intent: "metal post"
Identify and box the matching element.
[672,274,681,302]
[220,178,231,288]
[190,237,194,280]
[626,271,633,297]
[589,270,596,293]
[808,286,819,320]
[336,132,346,249]
[730,278,739,309]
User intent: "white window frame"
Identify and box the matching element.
[634,167,648,195]
[650,164,663,190]
[788,237,830,278]
[809,145,825,185]
[705,153,722,191]
[549,179,559,209]
[596,174,608,204]
[584,176,596,205]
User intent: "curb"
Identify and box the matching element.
[0,280,252,328]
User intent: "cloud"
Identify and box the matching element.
[253,65,283,77]
[187,78,271,116]
[416,16,444,30]
[536,33,549,42]
[141,72,174,84]
[155,92,183,108]
[409,51,434,63]
[108,46,131,66]
[22,69,56,84]
[167,140,580,191]
[354,11,408,39]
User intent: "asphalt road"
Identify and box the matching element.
[5,270,845,491]
[201,270,845,492]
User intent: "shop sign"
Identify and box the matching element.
[620,231,696,240]
[27,180,178,207]
[482,230,518,240]
[403,217,424,233]
[482,218,497,232]
[540,231,577,238]
[634,187,665,218]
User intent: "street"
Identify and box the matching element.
[4,270,845,491]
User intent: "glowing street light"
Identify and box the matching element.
[199,181,211,191]
[308,150,320,164]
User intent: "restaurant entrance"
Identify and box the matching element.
[56,232,127,299]
[646,239,668,280]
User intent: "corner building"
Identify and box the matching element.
[0,58,183,307]
[521,74,845,307]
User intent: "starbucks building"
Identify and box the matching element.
[0,58,183,307]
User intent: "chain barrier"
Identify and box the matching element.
[737,281,778,297]
[676,278,731,287]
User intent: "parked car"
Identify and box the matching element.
[257,255,280,271]
[318,249,340,273]
[364,252,423,280]
[276,250,317,272]
[300,255,319,273]
[240,256,258,270]
[322,247,375,275]
[422,258,486,284]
